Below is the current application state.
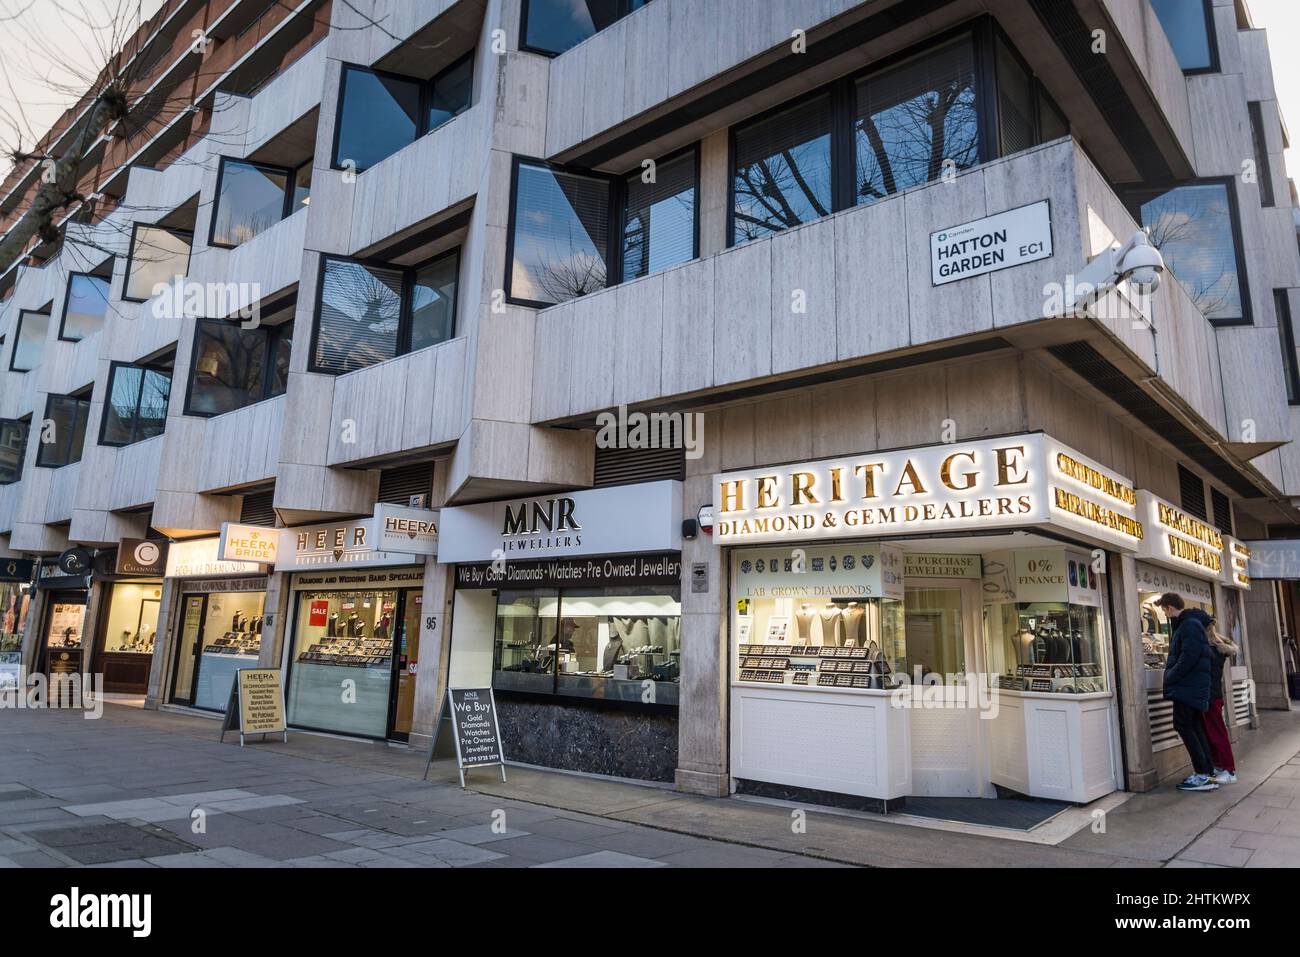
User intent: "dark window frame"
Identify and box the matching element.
[0,417,29,485]
[1125,176,1254,327]
[122,222,194,304]
[97,359,172,448]
[1276,289,1300,405]
[182,310,294,417]
[1247,101,1275,207]
[207,155,302,250]
[330,54,476,174]
[505,146,700,308]
[1153,0,1221,75]
[8,308,50,372]
[57,269,112,342]
[35,391,91,469]
[308,246,462,376]
[726,22,1016,249]
[519,0,650,58]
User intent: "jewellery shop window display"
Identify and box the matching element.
[732,544,905,691]
[286,582,421,738]
[97,582,162,694]
[0,578,31,691]
[982,549,1110,695]
[1137,565,1215,672]
[171,589,267,712]
[493,584,683,704]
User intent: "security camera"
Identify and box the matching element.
[1115,231,1165,292]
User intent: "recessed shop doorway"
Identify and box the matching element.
[904,579,991,798]
[39,590,88,679]
[170,590,267,712]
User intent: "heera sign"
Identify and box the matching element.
[115,538,169,577]
[276,519,420,571]
[1221,536,1251,590]
[218,523,278,564]
[372,503,439,556]
[734,543,904,600]
[166,537,262,579]
[931,200,1052,285]
[714,433,1142,552]
[437,480,682,563]
[1135,490,1223,579]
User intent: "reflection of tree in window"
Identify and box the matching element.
[732,95,833,244]
[1140,183,1242,322]
[855,40,978,203]
[511,164,608,304]
[317,259,402,372]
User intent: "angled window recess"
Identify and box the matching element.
[209,157,312,248]
[0,417,29,485]
[9,309,50,372]
[185,298,294,416]
[521,0,651,56]
[35,391,91,468]
[1151,0,1218,73]
[124,224,192,302]
[59,266,112,341]
[99,357,172,447]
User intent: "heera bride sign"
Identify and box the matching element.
[712,432,1144,554]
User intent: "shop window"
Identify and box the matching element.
[521,0,649,56]
[0,417,28,484]
[59,271,110,341]
[620,150,697,281]
[99,361,171,447]
[1151,0,1218,73]
[332,58,475,173]
[1248,102,1275,207]
[1277,290,1300,405]
[855,36,979,205]
[124,224,192,302]
[185,308,292,416]
[1132,180,1250,325]
[8,309,49,371]
[209,157,310,248]
[733,94,833,244]
[984,601,1109,693]
[1140,584,1215,671]
[312,248,460,374]
[35,392,91,468]
[171,590,268,712]
[0,578,32,690]
[102,583,162,658]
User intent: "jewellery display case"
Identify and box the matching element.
[983,601,1109,693]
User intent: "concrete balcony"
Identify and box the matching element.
[67,435,162,545]
[530,138,1274,467]
[198,395,285,493]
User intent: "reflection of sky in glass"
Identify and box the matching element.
[63,274,109,340]
[1151,0,1213,71]
[214,161,286,246]
[321,260,401,331]
[622,190,694,278]
[511,164,606,304]
[1141,183,1242,321]
[732,99,833,244]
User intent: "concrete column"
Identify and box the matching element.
[697,129,730,258]
[19,586,48,676]
[144,577,179,709]
[410,465,453,752]
[257,570,290,670]
[1243,580,1291,711]
[1110,552,1158,791]
[675,460,729,797]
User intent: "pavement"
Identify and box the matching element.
[1,701,1299,867]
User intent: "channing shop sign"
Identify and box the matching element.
[115,538,169,577]
[1135,490,1224,578]
[714,433,1143,551]
[931,200,1053,285]
[218,523,278,564]
[372,503,439,556]
[438,480,682,563]
[277,519,420,571]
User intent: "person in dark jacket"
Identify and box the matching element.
[1156,593,1218,791]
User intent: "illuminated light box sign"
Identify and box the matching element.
[713,433,1143,552]
[1011,547,1101,607]
[904,553,981,579]
[1221,536,1251,591]
[166,537,263,579]
[1135,490,1223,579]
[734,543,903,601]
[218,523,278,564]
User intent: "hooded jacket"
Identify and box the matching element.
[1163,607,1213,711]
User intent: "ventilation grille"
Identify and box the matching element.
[239,489,276,526]
[1210,487,1233,536]
[1045,341,1259,497]
[1178,465,1206,521]
[378,462,433,505]
[594,444,685,489]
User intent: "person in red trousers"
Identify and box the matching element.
[1203,622,1239,784]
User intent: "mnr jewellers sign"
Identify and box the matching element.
[455,553,681,589]
[713,433,1144,552]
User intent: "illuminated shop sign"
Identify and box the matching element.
[713,433,1143,551]
[734,544,904,601]
[1221,536,1250,590]
[1135,490,1223,578]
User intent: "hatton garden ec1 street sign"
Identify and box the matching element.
[713,432,1145,553]
[930,200,1053,285]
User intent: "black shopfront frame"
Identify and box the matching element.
[168,584,269,713]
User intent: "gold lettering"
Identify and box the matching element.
[791,472,818,505]
[718,479,745,513]
[893,460,927,496]
[855,462,885,498]
[829,467,845,503]
[995,445,1029,486]
[940,451,977,491]
[756,476,780,509]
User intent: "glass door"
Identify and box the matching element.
[388,588,423,741]
[170,590,268,711]
[171,594,206,706]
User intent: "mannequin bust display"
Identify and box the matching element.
[601,634,624,671]
[819,604,843,647]
[794,603,818,642]
[628,616,649,646]
[841,603,866,647]
[346,613,360,638]
[612,617,634,643]
[1014,629,1035,666]
[647,616,666,646]
[327,613,340,637]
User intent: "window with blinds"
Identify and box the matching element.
[622,151,696,281]
[733,94,833,244]
[36,393,91,468]
[995,39,1035,157]
[509,162,611,306]
[1178,464,1207,521]
[314,258,403,374]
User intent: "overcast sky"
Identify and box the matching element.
[0,0,1299,176]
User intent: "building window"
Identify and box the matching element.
[9,309,49,371]
[0,418,28,484]
[185,309,292,416]
[521,0,649,56]
[59,272,110,341]
[1151,0,1218,73]
[99,361,171,447]
[621,150,697,281]
[332,58,474,173]
[1277,290,1300,405]
[124,224,192,302]
[733,94,834,245]
[312,249,460,374]
[35,393,90,468]
[508,160,612,306]
[1248,102,1275,207]
[209,157,310,248]
[1132,180,1250,325]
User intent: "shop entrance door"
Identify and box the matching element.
[904,580,990,798]
[387,588,423,742]
[40,590,88,679]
